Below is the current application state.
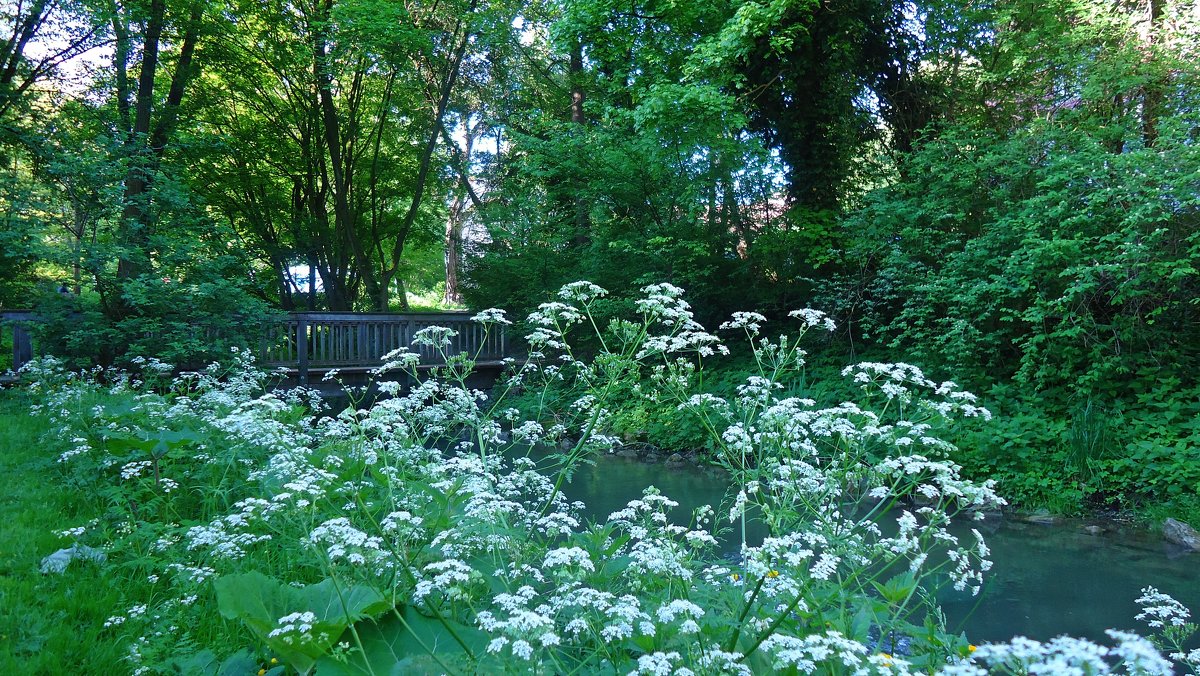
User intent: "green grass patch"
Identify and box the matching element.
[0,391,126,674]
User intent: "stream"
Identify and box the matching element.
[548,452,1200,645]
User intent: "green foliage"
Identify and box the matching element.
[951,391,1085,512]
[793,0,1200,514]
[948,378,1200,516]
[316,608,489,675]
[10,284,1021,673]
[215,572,390,673]
[30,274,278,368]
[0,393,127,673]
[2,0,1198,549]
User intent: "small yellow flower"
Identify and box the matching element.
[730,573,740,582]
[258,670,266,676]
[270,658,279,665]
[766,570,780,578]
[879,652,893,666]
[968,644,977,653]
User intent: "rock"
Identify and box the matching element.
[1019,509,1061,526]
[664,452,687,468]
[40,544,106,574]
[1081,525,1105,536]
[1163,518,1200,551]
[912,492,936,507]
[621,430,647,444]
[616,448,640,459]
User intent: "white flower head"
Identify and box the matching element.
[471,308,512,325]
[557,281,608,303]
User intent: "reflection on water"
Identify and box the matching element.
[544,451,1200,645]
[939,521,1200,644]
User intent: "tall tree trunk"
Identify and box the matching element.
[444,192,466,305]
[311,0,368,309]
[570,39,585,125]
[117,0,168,282]
[307,253,318,310]
[149,2,202,156]
[0,0,50,118]
[1141,0,1164,148]
[569,37,590,246]
[116,0,203,285]
[442,118,482,306]
[112,10,131,134]
[0,0,50,84]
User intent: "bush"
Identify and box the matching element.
[30,274,279,370]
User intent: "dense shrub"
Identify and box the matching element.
[29,274,279,370]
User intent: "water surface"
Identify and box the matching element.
[550,453,1200,645]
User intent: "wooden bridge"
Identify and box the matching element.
[1,311,34,381]
[1,310,509,386]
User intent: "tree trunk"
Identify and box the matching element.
[444,192,466,305]
[442,118,482,306]
[112,10,131,133]
[312,0,368,308]
[1141,0,1164,148]
[117,0,167,282]
[569,37,590,246]
[386,1,476,281]
[0,0,51,117]
[116,0,203,285]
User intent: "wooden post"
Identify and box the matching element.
[296,315,309,385]
[13,323,32,370]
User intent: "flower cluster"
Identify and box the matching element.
[19,280,1194,676]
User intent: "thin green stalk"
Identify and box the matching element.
[738,585,810,663]
[724,575,767,653]
[329,575,379,676]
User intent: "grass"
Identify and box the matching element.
[0,391,126,674]
[1138,493,1200,532]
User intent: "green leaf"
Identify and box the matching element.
[215,573,391,673]
[872,572,918,607]
[161,648,260,675]
[315,606,489,676]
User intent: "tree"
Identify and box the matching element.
[0,0,104,131]
[109,0,207,304]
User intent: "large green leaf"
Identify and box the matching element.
[161,648,268,676]
[215,572,391,673]
[316,606,490,676]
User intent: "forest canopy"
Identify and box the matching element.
[2,0,1200,498]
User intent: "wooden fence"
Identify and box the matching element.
[262,312,508,384]
[0,310,34,379]
[1,310,508,385]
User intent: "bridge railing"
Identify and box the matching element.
[1,310,35,376]
[261,312,507,384]
[1,310,507,384]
